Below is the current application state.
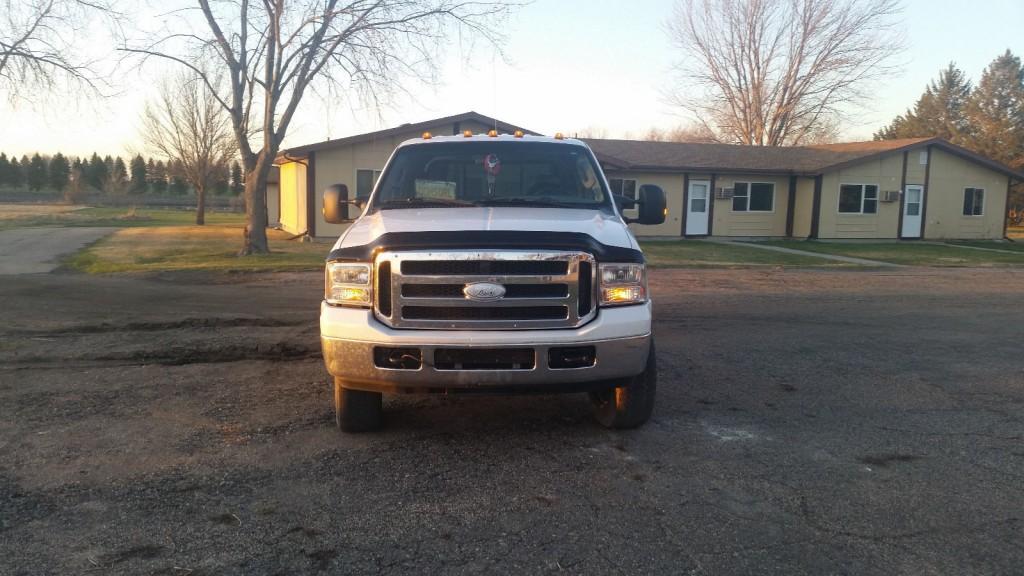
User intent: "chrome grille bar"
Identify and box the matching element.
[374,250,597,330]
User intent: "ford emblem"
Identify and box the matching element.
[463,282,506,302]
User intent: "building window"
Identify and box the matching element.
[356,169,382,198]
[963,188,984,216]
[732,182,774,212]
[838,184,878,214]
[608,178,638,215]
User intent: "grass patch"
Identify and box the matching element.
[65,226,327,274]
[948,240,1024,253]
[761,240,1024,267]
[639,240,850,268]
[0,204,245,230]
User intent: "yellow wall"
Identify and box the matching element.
[277,161,307,235]
[792,176,815,238]
[604,170,685,237]
[923,148,1008,239]
[818,153,904,239]
[711,175,790,237]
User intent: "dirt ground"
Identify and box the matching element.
[2,267,1023,575]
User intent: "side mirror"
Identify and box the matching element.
[323,184,365,224]
[637,184,667,225]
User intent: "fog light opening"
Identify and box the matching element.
[548,346,596,369]
[373,347,422,370]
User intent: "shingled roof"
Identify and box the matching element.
[584,137,1024,179]
[280,111,539,158]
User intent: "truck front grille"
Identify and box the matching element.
[374,250,597,330]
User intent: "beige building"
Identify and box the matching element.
[275,112,1023,241]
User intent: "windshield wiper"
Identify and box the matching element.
[476,197,579,209]
[378,197,476,209]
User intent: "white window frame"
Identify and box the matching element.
[731,181,775,213]
[608,177,639,217]
[837,183,879,215]
[963,187,985,217]
[355,168,382,198]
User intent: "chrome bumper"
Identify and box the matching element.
[321,333,651,393]
[320,300,653,393]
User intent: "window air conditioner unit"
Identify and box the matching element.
[715,187,734,199]
[882,190,900,202]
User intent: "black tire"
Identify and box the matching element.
[589,341,657,429]
[334,378,383,432]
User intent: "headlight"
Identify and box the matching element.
[326,262,372,306]
[599,263,647,306]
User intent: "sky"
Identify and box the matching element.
[2,0,1023,158]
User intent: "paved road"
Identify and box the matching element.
[0,227,114,274]
[1,268,1023,574]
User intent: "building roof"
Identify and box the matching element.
[278,111,539,160]
[585,136,1024,180]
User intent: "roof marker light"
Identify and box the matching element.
[487,129,499,137]
[422,131,432,139]
[463,130,473,138]
[514,130,524,138]
[554,132,565,140]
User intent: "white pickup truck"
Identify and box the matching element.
[320,132,666,432]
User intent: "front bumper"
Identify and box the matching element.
[320,301,652,393]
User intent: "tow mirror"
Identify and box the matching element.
[617,185,667,225]
[323,184,365,223]
[637,184,667,225]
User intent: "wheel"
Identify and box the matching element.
[334,378,383,432]
[589,341,657,429]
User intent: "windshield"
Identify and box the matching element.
[369,142,611,211]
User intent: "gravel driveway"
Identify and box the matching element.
[0,227,114,274]
[1,267,1022,575]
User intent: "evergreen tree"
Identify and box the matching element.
[9,157,24,188]
[27,154,48,191]
[965,50,1024,172]
[112,157,128,185]
[48,153,71,191]
[230,160,244,196]
[150,160,168,194]
[103,155,114,176]
[130,155,148,194]
[0,153,10,187]
[86,153,107,190]
[169,175,189,195]
[875,63,973,144]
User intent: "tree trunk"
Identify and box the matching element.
[195,184,206,225]
[239,156,272,255]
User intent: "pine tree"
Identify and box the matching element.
[113,157,128,184]
[965,50,1024,172]
[150,160,168,194]
[27,154,47,191]
[86,153,107,190]
[0,153,10,188]
[230,160,244,196]
[875,63,973,143]
[129,154,148,194]
[48,153,71,191]
[9,157,24,188]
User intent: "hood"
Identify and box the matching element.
[334,207,636,251]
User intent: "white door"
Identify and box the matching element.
[686,180,710,236]
[902,185,923,239]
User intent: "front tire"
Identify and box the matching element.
[589,341,657,429]
[334,378,383,432]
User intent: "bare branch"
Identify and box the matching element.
[667,0,904,146]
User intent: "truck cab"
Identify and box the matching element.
[320,132,666,431]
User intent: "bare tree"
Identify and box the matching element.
[642,123,719,143]
[0,0,114,101]
[142,71,235,225]
[667,0,903,146]
[124,1,514,254]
